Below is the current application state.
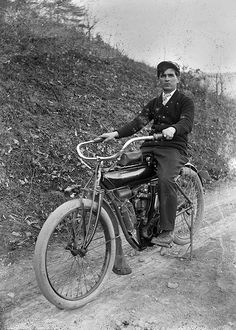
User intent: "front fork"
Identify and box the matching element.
[81,160,105,249]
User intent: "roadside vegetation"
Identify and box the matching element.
[0,0,235,254]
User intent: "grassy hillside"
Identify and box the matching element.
[0,5,236,253]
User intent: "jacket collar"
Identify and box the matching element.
[158,89,179,106]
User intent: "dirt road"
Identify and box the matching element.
[1,180,236,330]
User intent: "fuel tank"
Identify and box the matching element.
[101,164,156,190]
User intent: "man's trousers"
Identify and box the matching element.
[141,146,188,231]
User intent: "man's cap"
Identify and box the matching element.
[157,61,180,77]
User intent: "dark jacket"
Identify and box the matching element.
[116,90,194,152]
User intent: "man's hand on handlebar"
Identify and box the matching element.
[98,131,119,142]
[162,127,176,140]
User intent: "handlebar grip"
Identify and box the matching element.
[153,133,163,140]
[93,137,105,143]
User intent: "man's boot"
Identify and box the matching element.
[112,237,132,275]
[151,230,174,247]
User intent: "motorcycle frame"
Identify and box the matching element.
[77,136,198,252]
[81,159,195,252]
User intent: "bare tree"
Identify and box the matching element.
[83,9,98,40]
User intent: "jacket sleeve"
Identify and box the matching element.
[116,100,155,138]
[172,95,194,136]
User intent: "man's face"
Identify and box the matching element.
[158,68,179,92]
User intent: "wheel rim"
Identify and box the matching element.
[45,207,111,301]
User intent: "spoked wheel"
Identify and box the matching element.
[174,166,204,245]
[34,198,116,310]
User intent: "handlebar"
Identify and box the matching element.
[76,134,163,161]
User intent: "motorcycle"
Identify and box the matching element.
[34,134,204,309]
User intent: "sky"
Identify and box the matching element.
[73,0,236,73]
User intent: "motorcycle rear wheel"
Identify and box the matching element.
[34,198,116,310]
[174,167,204,245]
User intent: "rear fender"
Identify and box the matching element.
[184,162,210,185]
[184,162,198,173]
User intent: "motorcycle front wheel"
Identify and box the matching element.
[34,198,116,310]
[174,167,204,245]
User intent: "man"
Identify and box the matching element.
[101,60,194,247]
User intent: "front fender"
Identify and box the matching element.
[101,198,120,237]
[84,193,120,237]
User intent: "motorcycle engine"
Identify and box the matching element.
[132,184,151,225]
[117,184,157,236]
[132,183,160,239]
